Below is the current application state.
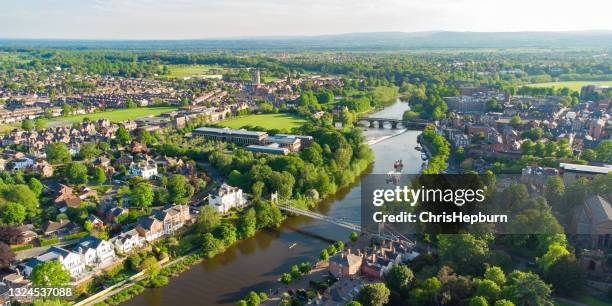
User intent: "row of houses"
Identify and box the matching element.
[328,240,418,280]
[20,236,116,280]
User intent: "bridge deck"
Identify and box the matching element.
[277,204,402,242]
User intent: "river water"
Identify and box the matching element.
[124,99,421,306]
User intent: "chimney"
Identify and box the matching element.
[347,248,351,255]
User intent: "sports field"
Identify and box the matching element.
[219,113,306,130]
[0,107,178,132]
[162,65,221,79]
[526,81,612,91]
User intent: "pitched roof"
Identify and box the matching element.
[585,195,612,224]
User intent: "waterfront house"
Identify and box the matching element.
[21,246,86,279]
[110,228,146,254]
[136,204,191,241]
[73,236,116,267]
[208,183,247,214]
[329,250,363,278]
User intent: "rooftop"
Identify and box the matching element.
[560,163,612,174]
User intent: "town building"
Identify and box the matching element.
[21,246,86,279]
[208,184,247,214]
[329,250,363,278]
[129,159,158,180]
[573,195,612,249]
[559,163,612,185]
[73,236,116,267]
[110,228,146,254]
[193,127,268,145]
[136,205,191,241]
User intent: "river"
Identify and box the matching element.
[124,99,421,306]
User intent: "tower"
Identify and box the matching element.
[252,70,261,86]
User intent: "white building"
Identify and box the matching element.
[73,236,116,267]
[129,160,158,180]
[208,183,247,214]
[110,228,146,254]
[11,157,34,171]
[21,246,85,279]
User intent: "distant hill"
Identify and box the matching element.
[2,31,612,51]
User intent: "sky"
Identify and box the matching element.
[1,0,612,39]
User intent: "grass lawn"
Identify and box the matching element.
[263,76,281,83]
[218,113,306,130]
[162,64,221,79]
[0,107,178,132]
[526,81,612,91]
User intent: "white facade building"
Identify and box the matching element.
[73,236,116,267]
[129,160,158,180]
[208,183,247,214]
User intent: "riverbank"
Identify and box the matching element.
[123,99,421,306]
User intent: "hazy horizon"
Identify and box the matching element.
[2,0,612,40]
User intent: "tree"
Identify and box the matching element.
[319,249,329,260]
[280,273,292,284]
[494,300,515,306]
[474,279,501,302]
[141,256,161,278]
[28,178,44,197]
[544,254,585,296]
[197,206,221,233]
[115,126,131,145]
[544,177,564,207]
[537,243,570,272]
[350,231,359,242]
[245,291,261,306]
[131,182,154,208]
[345,302,363,306]
[30,261,70,286]
[408,277,441,306]
[252,181,265,200]
[236,300,248,306]
[2,202,26,224]
[384,265,414,295]
[21,119,34,131]
[93,166,107,185]
[2,185,39,216]
[438,234,490,275]
[502,271,552,306]
[484,266,506,287]
[356,283,390,306]
[595,140,612,163]
[0,225,24,245]
[46,142,71,164]
[470,296,489,306]
[167,174,194,205]
[35,118,46,131]
[510,115,522,127]
[0,242,15,268]
[214,222,237,247]
[201,233,221,258]
[78,142,101,160]
[65,162,88,185]
[237,208,257,239]
[61,103,72,116]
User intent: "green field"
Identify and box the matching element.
[219,113,306,130]
[527,81,612,91]
[0,107,178,132]
[163,64,221,79]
